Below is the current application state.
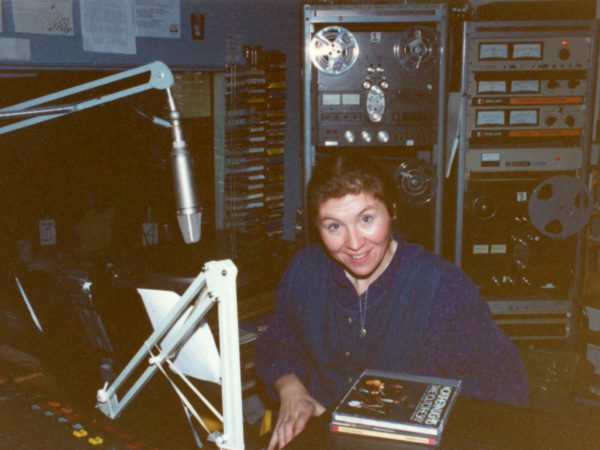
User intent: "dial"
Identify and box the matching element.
[366,85,385,123]
[377,130,390,143]
[343,130,356,144]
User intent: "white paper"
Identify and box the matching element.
[138,288,221,383]
[0,37,31,60]
[80,0,136,55]
[134,0,180,38]
[13,0,74,35]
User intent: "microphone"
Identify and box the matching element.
[166,89,202,244]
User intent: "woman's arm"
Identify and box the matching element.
[423,268,529,406]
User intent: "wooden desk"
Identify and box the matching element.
[285,396,600,450]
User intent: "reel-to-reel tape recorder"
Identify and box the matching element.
[303,4,448,252]
[310,23,440,148]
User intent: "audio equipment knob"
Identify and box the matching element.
[568,80,580,89]
[545,116,557,126]
[559,47,570,60]
[343,130,356,144]
[380,79,390,90]
[361,130,372,143]
[547,80,559,89]
[362,80,372,90]
[521,276,532,287]
[377,130,390,143]
[565,116,575,127]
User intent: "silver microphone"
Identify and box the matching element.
[166,89,201,244]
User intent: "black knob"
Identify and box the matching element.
[565,116,575,127]
[559,48,570,60]
[547,80,559,89]
[545,116,557,126]
[568,79,580,89]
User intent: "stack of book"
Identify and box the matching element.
[330,369,461,446]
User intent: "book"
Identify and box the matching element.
[330,369,461,444]
[329,422,439,446]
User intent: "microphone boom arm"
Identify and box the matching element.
[0,61,174,134]
[0,61,201,244]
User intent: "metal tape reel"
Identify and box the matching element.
[394,159,435,205]
[393,27,437,71]
[310,26,359,75]
[528,175,592,239]
[471,195,498,221]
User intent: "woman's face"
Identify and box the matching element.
[317,192,394,287]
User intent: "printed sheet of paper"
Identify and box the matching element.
[138,288,221,383]
[0,37,31,60]
[12,0,74,36]
[80,0,136,54]
[134,0,180,38]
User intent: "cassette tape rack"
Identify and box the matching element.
[224,48,286,239]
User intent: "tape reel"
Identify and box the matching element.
[310,26,359,75]
[471,195,498,221]
[394,159,435,205]
[394,27,437,71]
[528,175,592,239]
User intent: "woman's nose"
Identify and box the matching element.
[346,227,364,250]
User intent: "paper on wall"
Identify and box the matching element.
[134,0,180,38]
[12,0,74,36]
[80,0,136,55]
[0,37,31,60]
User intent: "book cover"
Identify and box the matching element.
[330,421,439,446]
[331,369,461,439]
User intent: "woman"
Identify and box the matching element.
[255,154,528,449]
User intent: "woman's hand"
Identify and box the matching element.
[267,373,325,450]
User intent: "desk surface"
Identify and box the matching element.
[285,396,600,450]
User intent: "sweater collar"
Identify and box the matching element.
[327,231,406,296]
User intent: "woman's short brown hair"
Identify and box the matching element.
[307,154,397,226]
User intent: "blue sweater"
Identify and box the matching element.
[255,237,529,407]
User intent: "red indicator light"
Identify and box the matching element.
[561,39,569,46]
[556,155,561,161]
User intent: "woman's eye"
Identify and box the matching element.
[361,215,373,224]
[328,223,341,231]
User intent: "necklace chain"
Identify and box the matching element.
[359,289,367,338]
